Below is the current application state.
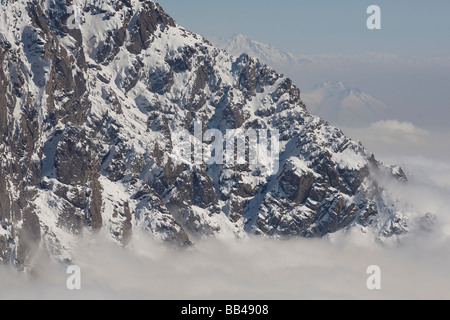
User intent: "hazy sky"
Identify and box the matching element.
[157,0,450,57]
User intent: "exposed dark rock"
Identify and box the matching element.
[148,67,174,94]
[122,202,132,245]
[166,46,195,73]
[279,169,315,205]
[55,127,92,186]
[88,173,103,231]
[127,1,175,54]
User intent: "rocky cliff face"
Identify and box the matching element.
[0,0,423,270]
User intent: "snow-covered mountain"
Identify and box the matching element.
[302,81,388,127]
[210,34,309,68]
[0,0,429,270]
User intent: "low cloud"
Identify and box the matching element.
[368,120,429,136]
[1,229,450,300]
[342,120,450,160]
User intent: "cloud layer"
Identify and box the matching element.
[342,120,450,160]
[1,228,450,300]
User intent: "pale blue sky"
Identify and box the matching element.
[157,0,450,56]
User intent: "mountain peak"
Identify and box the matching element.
[231,33,251,41]
[303,81,388,127]
[210,33,300,67]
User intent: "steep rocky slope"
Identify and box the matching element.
[0,0,424,269]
